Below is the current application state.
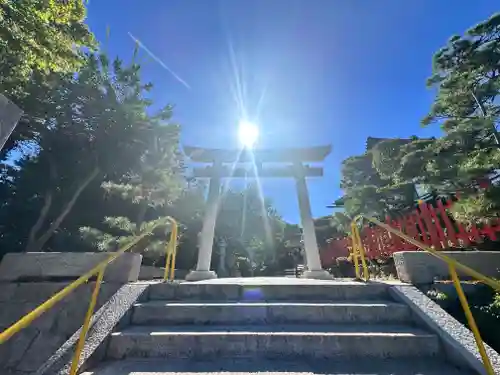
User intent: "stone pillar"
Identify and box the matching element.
[185,172,221,281]
[218,237,227,277]
[294,163,332,279]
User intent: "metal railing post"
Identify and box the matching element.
[163,217,178,281]
[164,242,173,281]
[353,223,369,280]
[169,221,178,280]
[350,219,370,281]
[449,265,495,375]
[350,223,361,279]
[69,265,106,375]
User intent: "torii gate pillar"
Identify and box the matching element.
[185,167,221,281]
[294,162,331,279]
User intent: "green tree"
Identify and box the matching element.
[328,212,351,236]
[0,0,95,96]
[0,53,171,253]
[0,0,96,157]
[166,183,206,269]
[214,184,285,273]
[339,150,417,219]
[340,154,387,218]
[421,12,500,223]
[80,115,185,264]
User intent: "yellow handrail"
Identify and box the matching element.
[164,217,179,281]
[350,220,370,281]
[0,216,178,375]
[351,215,499,375]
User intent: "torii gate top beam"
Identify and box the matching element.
[183,145,332,164]
[193,165,323,178]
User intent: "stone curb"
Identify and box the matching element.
[35,283,149,375]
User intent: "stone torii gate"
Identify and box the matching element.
[184,145,333,281]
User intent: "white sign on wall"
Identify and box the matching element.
[0,94,23,152]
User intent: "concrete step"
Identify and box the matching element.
[147,281,390,302]
[131,301,412,325]
[83,358,475,375]
[107,324,440,360]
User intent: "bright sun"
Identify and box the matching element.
[238,120,259,148]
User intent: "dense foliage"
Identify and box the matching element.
[339,13,500,225]
[0,0,96,154]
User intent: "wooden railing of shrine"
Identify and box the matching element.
[320,237,350,266]
[321,197,500,266]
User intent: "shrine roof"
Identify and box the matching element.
[183,145,332,163]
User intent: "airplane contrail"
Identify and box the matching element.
[128,32,191,90]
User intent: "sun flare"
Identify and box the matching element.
[238,120,259,149]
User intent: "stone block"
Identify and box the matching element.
[0,252,142,283]
[0,284,19,302]
[16,332,66,373]
[148,283,240,301]
[107,327,440,359]
[138,266,164,280]
[246,283,389,301]
[76,357,484,375]
[138,266,187,280]
[131,301,411,325]
[0,281,123,375]
[0,302,55,331]
[147,282,390,302]
[393,250,500,285]
[1,283,68,304]
[0,327,39,369]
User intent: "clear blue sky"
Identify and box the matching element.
[86,0,499,223]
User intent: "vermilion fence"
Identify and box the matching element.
[320,237,350,266]
[321,197,500,266]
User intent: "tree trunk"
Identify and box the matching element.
[25,157,58,252]
[30,167,100,252]
[136,202,148,235]
[26,191,53,252]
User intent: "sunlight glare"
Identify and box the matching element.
[238,120,259,148]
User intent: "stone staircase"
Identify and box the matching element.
[83,280,476,375]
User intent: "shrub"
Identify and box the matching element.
[336,257,356,278]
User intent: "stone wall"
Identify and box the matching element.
[0,250,144,375]
[0,282,122,375]
[0,253,141,283]
[393,251,500,284]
